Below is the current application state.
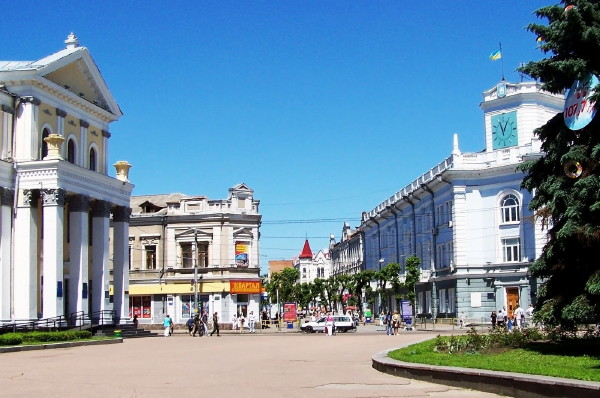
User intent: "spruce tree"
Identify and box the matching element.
[519,0,600,327]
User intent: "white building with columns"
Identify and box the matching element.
[0,34,133,324]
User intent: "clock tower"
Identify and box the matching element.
[480,81,564,153]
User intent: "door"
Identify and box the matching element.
[506,287,519,318]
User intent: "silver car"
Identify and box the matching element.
[300,315,356,333]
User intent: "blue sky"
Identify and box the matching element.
[2,1,553,274]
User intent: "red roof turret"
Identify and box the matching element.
[299,239,313,259]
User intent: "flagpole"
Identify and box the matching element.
[499,42,505,81]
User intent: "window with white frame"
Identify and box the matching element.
[447,288,456,313]
[426,290,432,314]
[144,245,157,269]
[502,237,521,262]
[439,289,446,313]
[417,292,424,314]
[500,194,520,223]
[181,243,193,268]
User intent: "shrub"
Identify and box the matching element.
[0,333,23,346]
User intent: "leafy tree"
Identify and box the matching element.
[404,256,421,318]
[336,274,353,309]
[295,282,313,312]
[352,270,376,315]
[265,267,299,305]
[324,276,340,311]
[518,0,600,327]
[311,278,326,310]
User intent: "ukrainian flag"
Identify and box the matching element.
[490,50,502,61]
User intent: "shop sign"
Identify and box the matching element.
[230,280,261,294]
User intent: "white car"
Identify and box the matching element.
[300,315,356,333]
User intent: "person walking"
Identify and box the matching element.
[525,304,534,327]
[210,312,220,337]
[514,304,525,330]
[192,312,201,336]
[186,316,194,336]
[459,311,466,328]
[248,311,256,333]
[163,315,172,337]
[385,311,393,335]
[392,310,401,335]
[490,310,497,329]
[326,312,334,336]
[231,313,238,331]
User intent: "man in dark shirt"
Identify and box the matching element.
[210,312,220,337]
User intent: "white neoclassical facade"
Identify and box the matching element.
[346,80,564,321]
[121,184,262,325]
[0,34,133,323]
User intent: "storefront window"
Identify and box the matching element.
[129,295,152,318]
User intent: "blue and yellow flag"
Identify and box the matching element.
[489,50,502,61]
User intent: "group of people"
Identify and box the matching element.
[490,304,534,331]
[384,310,403,335]
[231,311,257,333]
[178,310,221,337]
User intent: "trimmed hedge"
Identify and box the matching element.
[0,330,92,346]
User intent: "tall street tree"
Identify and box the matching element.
[519,0,600,327]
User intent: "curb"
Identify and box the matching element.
[372,349,600,398]
[0,338,123,354]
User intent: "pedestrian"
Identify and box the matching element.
[186,316,194,336]
[497,307,505,328]
[507,316,514,332]
[261,310,269,329]
[238,313,245,333]
[490,310,497,329]
[232,313,238,331]
[132,315,139,329]
[525,304,534,327]
[459,311,466,328]
[201,310,209,336]
[163,315,172,337]
[248,311,256,333]
[385,311,392,335]
[210,312,220,337]
[392,310,400,335]
[192,311,201,336]
[514,304,525,330]
[326,312,334,336]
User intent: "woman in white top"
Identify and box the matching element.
[232,314,238,331]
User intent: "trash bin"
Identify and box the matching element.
[114,330,122,338]
[287,322,293,329]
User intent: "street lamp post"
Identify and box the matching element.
[194,230,199,313]
[378,258,384,316]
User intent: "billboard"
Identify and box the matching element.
[282,302,297,322]
[235,241,249,267]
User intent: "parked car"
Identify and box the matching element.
[300,315,356,333]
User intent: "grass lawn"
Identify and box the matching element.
[388,338,600,382]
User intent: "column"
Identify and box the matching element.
[91,200,111,317]
[41,188,66,319]
[68,194,89,318]
[13,189,39,320]
[112,205,130,323]
[0,188,14,320]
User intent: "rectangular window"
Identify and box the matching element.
[447,288,456,313]
[417,292,424,314]
[426,290,432,314]
[502,237,521,262]
[145,245,157,269]
[439,289,447,313]
[129,295,152,319]
[181,243,193,268]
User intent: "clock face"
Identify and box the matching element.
[491,111,518,149]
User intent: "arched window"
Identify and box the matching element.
[40,128,50,159]
[89,147,97,171]
[501,194,520,223]
[67,138,76,164]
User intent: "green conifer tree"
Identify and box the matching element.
[519,0,600,327]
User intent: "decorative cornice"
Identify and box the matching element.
[56,108,67,118]
[102,130,111,138]
[113,206,131,223]
[42,188,66,206]
[91,200,112,218]
[80,119,89,128]
[68,194,89,212]
[1,104,15,114]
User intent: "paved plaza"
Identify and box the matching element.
[0,326,504,397]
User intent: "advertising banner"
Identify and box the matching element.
[230,280,261,294]
[283,302,297,322]
[401,300,413,322]
[235,241,249,267]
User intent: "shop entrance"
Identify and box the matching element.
[506,287,519,318]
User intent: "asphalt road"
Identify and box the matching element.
[0,326,504,397]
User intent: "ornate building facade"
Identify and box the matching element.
[354,81,564,320]
[121,184,262,325]
[0,34,133,323]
